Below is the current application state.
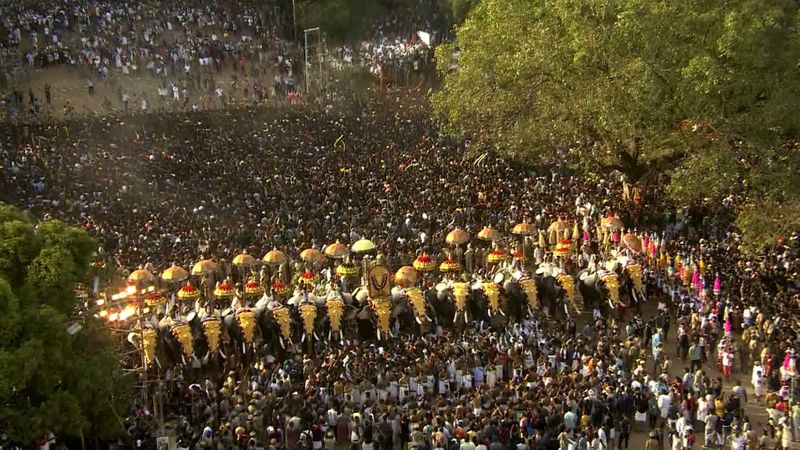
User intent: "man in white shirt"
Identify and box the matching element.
[658,391,672,420]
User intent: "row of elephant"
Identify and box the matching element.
[128,260,646,369]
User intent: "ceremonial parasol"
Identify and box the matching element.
[511,249,526,261]
[394,266,418,288]
[177,283,201,301]
[512,222,534,236]
[336,262,360,277]
[263,248,288,265]
[623,233,643,253]
[192,259,218,276]
[324,241,349,259]
[487,247,508,264]
[553,239,572,258]
[601,215,624,230]
[440,259,462,273]
[161,264,189,283]
[144,292,167,307]
[351,239,377,254]
[300,248,325,264]
[299,271,319,286]
[128,269,154,285]
[214,281,236,300]
[413,254,437,272]
[232,251,256,267]
[244,280,265,297]
[271,280,289,296]
[445,228,470,245]
[477,226,501,242]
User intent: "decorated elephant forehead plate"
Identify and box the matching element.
[367,264,391,298]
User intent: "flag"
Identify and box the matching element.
[416,31,431,47]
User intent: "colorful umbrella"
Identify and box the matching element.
[394,266,418,288]
[440,259,462,273]
[601,215,624,230]
[487,247,508,264]
[336,262,360,277]
[512,222,534,236]
[547,219,569,232]
[413,254,437,272]
[445,228,470,245]
[263,248,288,265]
[477,226,502,242]
[214,281,236,300]
[351,239,377,254]
[177,283,201,301]
[161,264,189,283]
[300,248,326,264]
[232,252,257,267]
[128,269,154,284]
[623,233,642,253]
[324,241,349,259]
[192,259,218,276]
[244,280,265,297]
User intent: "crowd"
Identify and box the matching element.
[1,89,799,450]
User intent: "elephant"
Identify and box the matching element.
[577,266,631,317]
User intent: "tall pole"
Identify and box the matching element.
[292,0,297,41]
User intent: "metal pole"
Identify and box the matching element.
[304,30,310,94]
[292,0,297,42]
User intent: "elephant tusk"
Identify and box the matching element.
[314,332,319,341]
[453,311,458,323]
[181,355,187,366]
[280,337,285,349]
[377,329,382,341]
[242,342,246,355]
[301,334,306,343]
[464,311,468,323]
[219,349,226,359]
[339,331,343,341]
[488,308,492,318]
[415,316,422,325]
[155,356,161,368]
[425,314,431,321]
[528,307,533,316]
[327,330,331,342]
[499,309,506,317]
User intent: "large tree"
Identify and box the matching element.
[0,204,132,446]
[434,0,800,244]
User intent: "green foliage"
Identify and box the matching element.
[0,203,131,445]
[435,0,800,245]
[446,0,477,25]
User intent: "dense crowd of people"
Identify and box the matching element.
[1,90,799,450]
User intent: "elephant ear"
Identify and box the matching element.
[345,308,359,321]
[356,306,372,320]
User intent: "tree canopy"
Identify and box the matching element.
[0,204,131,445]
[433,0,800,246]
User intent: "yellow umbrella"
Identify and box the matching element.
[512,222,534,236]
[394,266,418,288]
[623,233,643,253]
[161,264,189,283]
[336,262,360,277]
[547,219,569,232]
[324,241,349,259]
[413,255,437,272]
[128,269,154,284]
[477,226,502,242]
[232,252,256,267]
[300,248,326,264]
[445,228,470,245]
[263,248,288,265]
[440,259,462,273]
[192,259,218,276]
[351,239,377,254]
[487,247,508,264]
[601,215,624,230]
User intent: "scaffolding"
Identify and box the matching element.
[303,27,326,94]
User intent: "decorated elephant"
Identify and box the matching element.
[578,264,629,317]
